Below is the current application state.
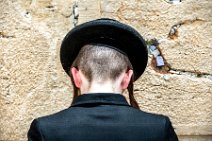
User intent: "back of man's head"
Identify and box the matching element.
[72,44,133,83]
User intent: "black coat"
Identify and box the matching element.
[28,93,178,141]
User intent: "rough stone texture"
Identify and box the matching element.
[0,0,74,140]
[135,67,212,136]
[0,0,212,140]
[179,136,212,141]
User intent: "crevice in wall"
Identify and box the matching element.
[147,39,171,73]
[146,38,212,80]
[61,13,72,18]
[168,18,205,39]
[46,5,55,12]
[0,32,15,38]
[46,5,54,9]
[73,1,79,27]
[164,0,182,4]
[169,68,212,80]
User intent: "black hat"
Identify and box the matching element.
[60,18,148,81]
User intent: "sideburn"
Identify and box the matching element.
[127,77,140,109]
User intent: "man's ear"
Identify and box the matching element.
[121,69,133,90]
[70,67,81,88]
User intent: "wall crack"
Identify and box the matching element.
[146,38,212,80]
[73,1,79,26]
[0,32,15,38]
[169,68,212,80]
[168,18,205,39]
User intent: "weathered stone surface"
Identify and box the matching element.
[0,0,212,140]
[0,0,73,140]
[179,135,212,141]
[78,0,101,24]
[135,67,212,135]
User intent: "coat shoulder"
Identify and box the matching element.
[123,106,169,125]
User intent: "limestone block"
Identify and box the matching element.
[135,66,212,135]
[161,21,212,74]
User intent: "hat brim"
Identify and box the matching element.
[60,19,148,81]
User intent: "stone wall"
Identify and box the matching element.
[0,0,211,140]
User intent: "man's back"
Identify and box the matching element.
[28,93,178,141]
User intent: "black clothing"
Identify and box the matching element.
[28,93,178,141]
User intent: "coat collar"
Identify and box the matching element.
[71,93,130,107]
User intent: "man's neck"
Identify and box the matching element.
[81,81,122,94]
